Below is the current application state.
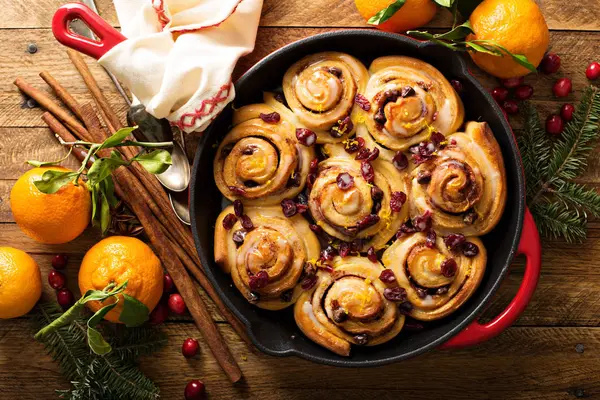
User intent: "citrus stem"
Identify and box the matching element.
[34,302,85,340]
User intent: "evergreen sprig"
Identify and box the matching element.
[33,303,166,400]
[520,86,600,242]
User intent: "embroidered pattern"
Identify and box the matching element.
[174,83,232,130]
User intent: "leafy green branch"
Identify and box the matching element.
[368,0,484,26]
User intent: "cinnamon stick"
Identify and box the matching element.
[42,112,91,162]
[39,71,84,122]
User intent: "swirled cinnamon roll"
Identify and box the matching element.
[308,144,409,250]
[215,205,320,310]
[281,52,369,143]
[359,56,464,152]
[382,232,486,321]
[294,256,405,356]
[408,121,506,236]
[214,103,315,205]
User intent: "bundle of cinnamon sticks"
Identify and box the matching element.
[14,49,249,383]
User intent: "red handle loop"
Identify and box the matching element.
[440,208,541,349]
[51,3,126,60]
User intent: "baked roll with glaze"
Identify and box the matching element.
[382,232,486,321]
[215,205,320,310]
[408,121,506,236]
[294,256,405,356]
[214,103,315,205]
[281,52,369,143]
[308,144,409,250]
[359,56,464,152]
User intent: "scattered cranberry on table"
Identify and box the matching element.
[51,254,68,270]
[56,288,74,309]
[586,62,600,80]
[48,269,66,290]
[184,379,206,400]
[540,53,561,74]
[500,76,524,89]
[148,301,169,325]
[515,85,534,100]
[168,293,187,315]
[553,78,572,98]
[546,114,565,136]
[491,87,509,102]
[182,338,200,358]
[163,273,175,294]
[560,104,575,122]
[502,100,519,115]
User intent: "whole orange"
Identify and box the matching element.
[10,167,91,244]
[355,0,437,33]
[467,0,549,78]
[0,247,42,319]
[78,236,163,323]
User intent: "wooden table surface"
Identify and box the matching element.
[1,1,599,399]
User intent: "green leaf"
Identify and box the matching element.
[119,294,150,327]
[86,153,129,187]
[101,176,119,207]
[406,30,435,40]
[27,148,73,167]
[465,41,502,56]
[432,0,454,8]
[434,20,473,41]
[100,191,111,234]
[132,150,172,174]
[90,184,99,222]
[87,326,113,355]
[97,126,137,152]
[368,0,406,25]
[509,53,537,73]
[33,170,79,194]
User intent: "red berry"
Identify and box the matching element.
[502,100,519,115]
[546,114,565,136]
[163,273,175,294]
[586,62,600,80]
[182,338,200,358]
[450,79,463,93]
[491,87,509,102]
[515,85,534,100]
[561,104,575,122]
[184,380,206,400]
[48,270,66,290]
[553,78,572,98]
[540,53,561,74]
[168,293,187,315]
[56,288,74,309]
[51,254,68,270]
[148,301,169,325]
[500,76,524,89]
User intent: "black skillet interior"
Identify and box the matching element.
[191,30,525,367]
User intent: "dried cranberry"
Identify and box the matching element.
[371,186,384,201]
[441,258,457,277]
[392,151,409,171]
[331,116,353,138]
[321,246,337,261]
[328,67,342,77]
[309,158,319,173]
[309,224,322,234]
[280,199,298,217]
[228,186,246,196]
[355,147,371,160]
[425,230,436,248]
[233,200,243,217]
[338,242,351,258]
[307,173,317,189]
[444,233,466,251]
[413,211,432,232]
[345,137,365,153]
[401,86,416,97]
[242,146,255,155]
[353,334,368,345]
[415,288,427,299]
[450,80,463,93]
[358,214,379,230]
[354,93,371,111]
[232,230,246,246]
[280,290,294,303]
[222,213,237,230]
[463,209,478,225]
[383,287,407,302]
[418,141,436,157]
[296,204,308,214]
[350,239,363,253]
[390,191,406,212]
[360,161,375,183]
[259,112,280,123]
[372,202,382,214]
[336,173,354,190]
[322,265,334,274]
[274,93,286,104]
[332,306,348,323]
[396,222,416,239]
[417,171,432,184]
[436,286,449,295]
[296,128,317,146]
[374,109,386,124]
[379,269,396,284]
[430,131,446,147]
[240,215,254,230]
[367,246,377,263]
[249,270,269,290]
[366,147,380,162]
[462,242,480,257]
[301,275,318,290]
[287,172,301,187]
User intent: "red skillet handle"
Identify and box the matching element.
[440,208,541,349]
[52,3,126,60]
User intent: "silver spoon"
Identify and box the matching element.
[169,189,191,226]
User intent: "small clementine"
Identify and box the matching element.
[0,247,42,319]
[355,0,437,33]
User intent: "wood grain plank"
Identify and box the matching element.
[0,320,597,399]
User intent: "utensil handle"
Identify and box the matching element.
[52,3,126,60]
[440,208,541,349]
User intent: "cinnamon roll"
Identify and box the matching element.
[294,256,405,356]
[308,144,409,250]
[408,121,506,236]
[215,205,320,310]
[281,52,369,143]
[360,56,464,152]
[382,232,486,321]
[214,103,315,205]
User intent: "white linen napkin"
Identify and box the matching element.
[99,0,263,133]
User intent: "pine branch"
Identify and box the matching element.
[111,326,168,362]
[551,181,600,217]
[531,202,587,243]
[518,102,551,202]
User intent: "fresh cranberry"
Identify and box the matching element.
[240,215,254,230]
[371,186,384,201]
[561,104,575,122]
[515,85,534,100]
[360,161,375,183]
[444,233,466,250]
[51,254,68,270]
[321,246,337,261]
[148,301,169,325]
[163,273,175,294]
[222,213,237,230]
[392,151,408,171]
[336,173,354,190]
[367,246,377,263]
[48,270,66,290]
[182,338,200,358]
[281,199,298,217]
[259,112,280,124]
[413,211,432,232]
[379,269,396,284]
[357,214,380,231]
[503,100,519,115]
[450,79,463,93]
[338,242,350,258]
[354,93,371,111]
[500,76,524,89]
[553,78,572,98]
[546,114,565,135]
[390,191,406,212]
[425,230,436,248]
[540,53,561,74]
[345,137,365,153]
[383,287,407,302]
[184,380,206,400]
[441,258,458,277]
[462,242,480,257]
[586,62,600,80]
[491,87,509,102]
[296,128,316,146]
[249,270,269,290]
[233,200,243,217]
[168,293,187,315]
[56,288,74,309]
